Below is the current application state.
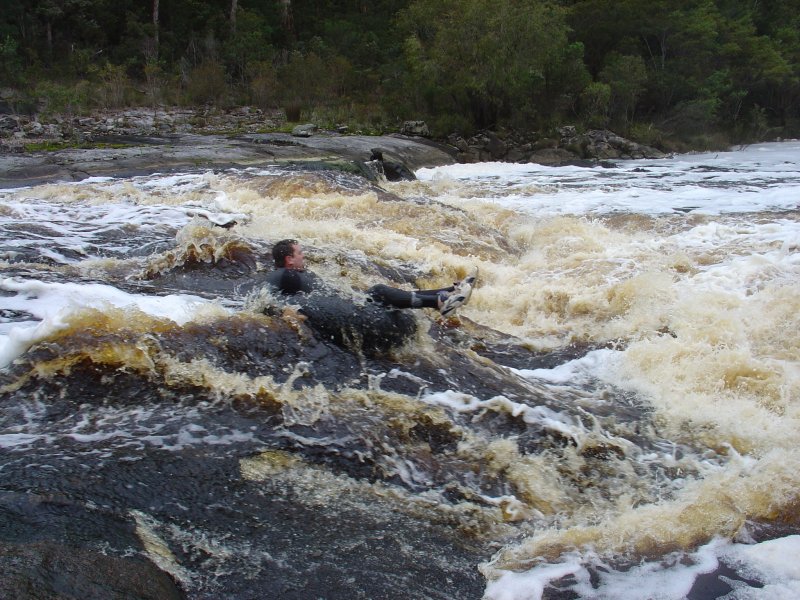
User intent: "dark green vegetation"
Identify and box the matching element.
[2,0,799,149]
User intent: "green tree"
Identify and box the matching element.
[277,48,355,117]
[0,35,23,84]
[397,0,582,132]
[222,7,274,85]
[580,80,611,127]
[599,53,647,130]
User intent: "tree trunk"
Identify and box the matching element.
[280,0,294,40]
[46,20,52,59]
[152,0,160,59]
[230,0,238,34]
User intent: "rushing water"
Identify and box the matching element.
[1,142,799,599]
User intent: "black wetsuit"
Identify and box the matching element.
[265,268,322,296]
[266,268,453,309]
[264,268,453,354]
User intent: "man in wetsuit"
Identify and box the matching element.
[266,239,474,317]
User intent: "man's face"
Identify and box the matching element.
[285,243,305,270]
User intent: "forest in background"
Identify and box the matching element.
[1,0,799,150]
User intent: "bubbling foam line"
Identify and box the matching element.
[422,390,584,442]
[483,540,723,600]
[0,191,247,268]
[0,401,255,454]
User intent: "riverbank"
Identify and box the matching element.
[0,132,460,188]
[0,107,464,188]
[0,106,671,187]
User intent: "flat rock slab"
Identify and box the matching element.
[0,133,456,188]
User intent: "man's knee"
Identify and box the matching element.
[367,284,390,303]
[368,284,416,308]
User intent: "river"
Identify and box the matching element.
[1,141,799,599]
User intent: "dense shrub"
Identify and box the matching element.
[185,60,229,105]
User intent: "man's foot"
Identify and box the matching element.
[440,267,478,317]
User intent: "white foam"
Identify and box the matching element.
[0,277,215,368]
[421,390,582,440]
[416,142,800,216]
[1,400,256,453]
[729,536,800,579]
[1,180,248,262]
[484,535,800,600]
[483,558,584,600]
[723,536,800,598]
[0,199,187,261]
[512,349,618,385]
[569,541,722,600]
[127,172,212,191]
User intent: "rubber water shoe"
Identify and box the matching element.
[439,267,478,317]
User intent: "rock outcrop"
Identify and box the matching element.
[400,120,431,137]
[448,126,666,165]
[0,106,285,147]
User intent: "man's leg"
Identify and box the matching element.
[368,284,452,309]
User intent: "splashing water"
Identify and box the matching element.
[1,142,799,599]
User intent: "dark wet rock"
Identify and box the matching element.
[686,561,764,600]
[0,542,186,600]
[0,492,184,600]
[0,444,489,600]
[527,147,582,165]
[477,131,507,159]
[0,345,496,599]
[0,541,186,600]
[3,105,459,186]
[0,105,669,188]
[367,147,416,181]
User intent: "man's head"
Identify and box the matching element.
[272,238,305,270]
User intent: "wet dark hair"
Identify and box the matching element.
[272,238,298,268]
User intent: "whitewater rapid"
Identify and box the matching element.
[1,141,798,599]
[409,142,800,599]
